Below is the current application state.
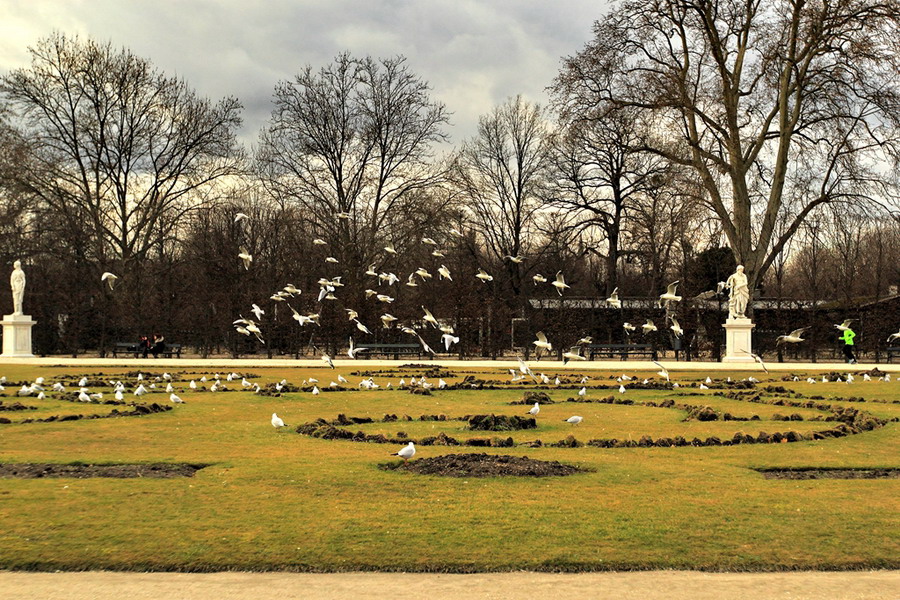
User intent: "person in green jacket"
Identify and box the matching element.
[841,327,857,364]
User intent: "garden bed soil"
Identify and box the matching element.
[382,453,589,477]
[0,462,209,479]
[755,467,900,480]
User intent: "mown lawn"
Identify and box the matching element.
[0,363,897,572]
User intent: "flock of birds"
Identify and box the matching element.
[95,211,900,366]
[6,346,897,464]
[86,211,900,465]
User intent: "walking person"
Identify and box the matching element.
[840,326,857,364]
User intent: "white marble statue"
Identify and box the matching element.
[10,260,25,315]
[725,264,749,319]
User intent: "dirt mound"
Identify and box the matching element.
[382,453,588,477]
[0,462,209,479]
[467,414,537,431]
[756,467,900,479]
[510,391,554,405]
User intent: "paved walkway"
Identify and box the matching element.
[0,570,897,600]
[1,356,897,372]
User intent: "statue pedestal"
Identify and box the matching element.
[723,317,754,363]
[1,313,36,358]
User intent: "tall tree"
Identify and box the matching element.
[546,108,669,294]
[257,52,449,272]
[452,95,553,298]
[1,33,244,268]
[555,0,900,292]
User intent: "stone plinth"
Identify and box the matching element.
[1,313,36,358]
[723,317,755,363]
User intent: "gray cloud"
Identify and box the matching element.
[0,0,606,147]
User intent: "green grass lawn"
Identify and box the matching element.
[0,363,897,572]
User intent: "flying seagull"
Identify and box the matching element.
[776,328,808,345]
[101,272,119,290]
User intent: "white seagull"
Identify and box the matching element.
[565,415,583,425]
[392,441,416,461]
[101,272,119,290]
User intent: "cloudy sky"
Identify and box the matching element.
[0,0,608,147]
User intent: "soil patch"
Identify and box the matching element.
[755,467,900,480]
[0,462,209,479]
[381,453,589,477]
[467,414,537,431]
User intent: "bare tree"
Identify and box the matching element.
[546,108,669,294]
[555,0,900,292]
[452,96,553,298]
[1,33,244,268]
[257,52,449,273]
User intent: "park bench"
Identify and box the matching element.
[111,342,183,358]
[586,343,657,361]
[355,343,425,360]
[887,347,900,363]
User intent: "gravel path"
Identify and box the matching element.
[0,571,897,600]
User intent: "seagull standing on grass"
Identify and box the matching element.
[392,442,416,462]
[527,402,540,416]
[565,415,583,425]
[271,413,286,429]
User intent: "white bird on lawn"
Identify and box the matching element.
[606,287,621,309]
[438,265,452,281]
[101,272,119,290]
[527,402,540,416]
[776,328,808,345]
[392,441,416,461]
[476,268,493,283]
[238,247,253,270]
[658,281,682,307]
[551,271,570,296]
[863,373,871,381]
[578,387,586,397]
[619,384,626,394]
[78,390,91,402]
[77,376,88,387]
[533,331,552,357]
[114,389,124,401]
[134,384,147,396]
[642,319,657,333]
[565,415,583,425]
[170,393,184,404]
[165,383,174,393]
[271,413,286,429]
[312,385,320,395]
